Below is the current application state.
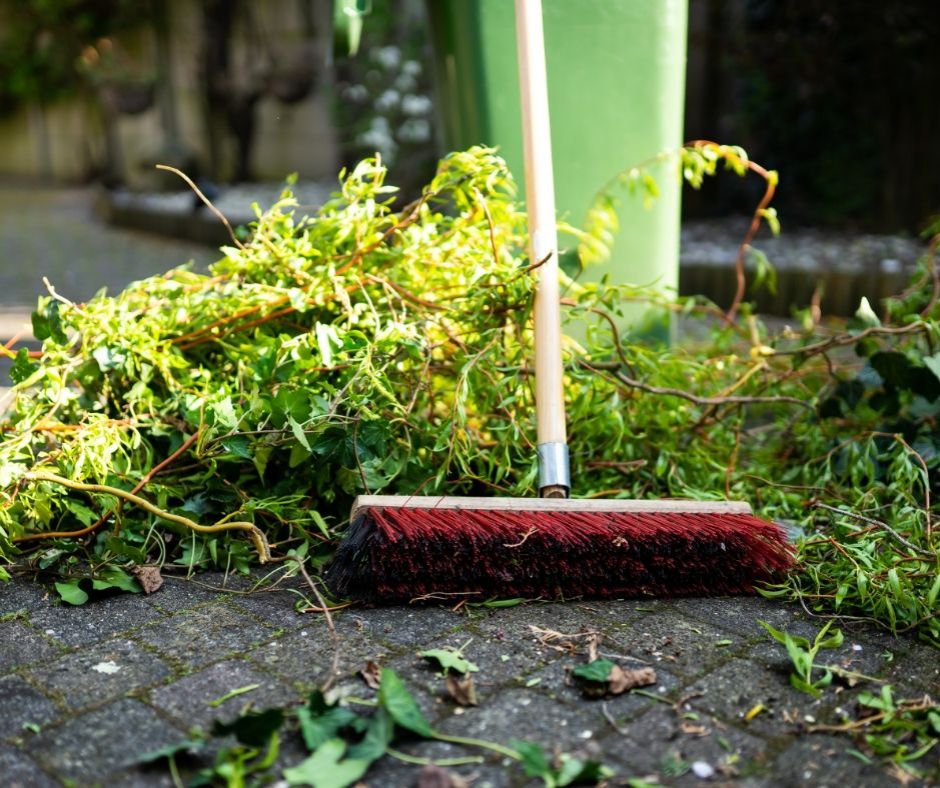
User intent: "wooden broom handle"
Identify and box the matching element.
[515,0,567,449]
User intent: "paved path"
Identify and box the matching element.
[1,570,936,786]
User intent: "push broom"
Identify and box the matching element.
[325,0,793,603]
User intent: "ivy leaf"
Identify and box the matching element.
[297,690,358,752]
[211,708,284,747]
[31,300,67,344]
[9,348,38,384]
[54,580,88,606]
[91,568,141,593]
[377,668,432,737]
[509,739,551,779]
[571,659,615,683]
[221,435,252,459]
[346,707,393,762]
[419,648,478,675]
[283,738,370,788]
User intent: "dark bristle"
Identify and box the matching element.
[324,506,795,603]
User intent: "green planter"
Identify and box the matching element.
[427,0,688,323]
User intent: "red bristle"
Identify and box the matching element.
[324,505,795,603]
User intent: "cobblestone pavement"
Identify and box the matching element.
[1,570,937,787]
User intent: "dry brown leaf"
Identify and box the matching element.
[416,764,471,788]
[359,660,382,690]
[679,721,709,737]
[607,665,657,695]
[445,673,478,706]
[131,565,163,595]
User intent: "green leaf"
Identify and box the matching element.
[138,738,205,763]
[283,738,370,788]
[54,580,88,605]
[32,300,67,344]
[924,353,940,384]
[377,668,432,737]
[91,568,140,594]
[509,739,551,779]
[9,348,38,384]
[211,397,239,430]
[346,707,393,762]
[555,754,613,786]
[221,435,252,459]
[789,674,822,698]
[419,648,479,675]
[211,708,285,748]
[571,659,615,683]
[297,691,358,751]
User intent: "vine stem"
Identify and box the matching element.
[429,730,521,761]
[386,748,483,767]
[23,471,272,562]
[14,431,201,544]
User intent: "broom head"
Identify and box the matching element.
[325,496,794,603]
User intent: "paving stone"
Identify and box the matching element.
[0,579,54,615]
[434,687,604,752]
[29,593,163,647]
[596,704,772,783]
[772,734,900,787]
[100,768,177,786]
[149,658,298,732]
[0,675,59,740]
[134,603,273,670]
[388,619,562,693]
[0,621,64,674]
[27,637,172,711]
[228,587,313,631]
[674,595,813,636]
[467,598,655,644]
[141,574,237,613]
[343,604,466,649]
[602,611,745,682]
[877,641,940,697]
[28,698,185,782]
[685,658,824,739]
[246,622,392,692]
[0,743,59,788]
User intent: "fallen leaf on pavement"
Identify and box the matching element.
[360,661,382,690]
[608,665,657,695]
[445,673,478,706]
[131,565,163,594]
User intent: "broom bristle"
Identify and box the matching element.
[325,502,795,603]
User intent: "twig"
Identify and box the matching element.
[156,164,245,250]
[813,502,933,557]
[601,702,628,735]
[291,557,341,692]
[606,365,815,410]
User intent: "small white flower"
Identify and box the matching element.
[401,94,433,116]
